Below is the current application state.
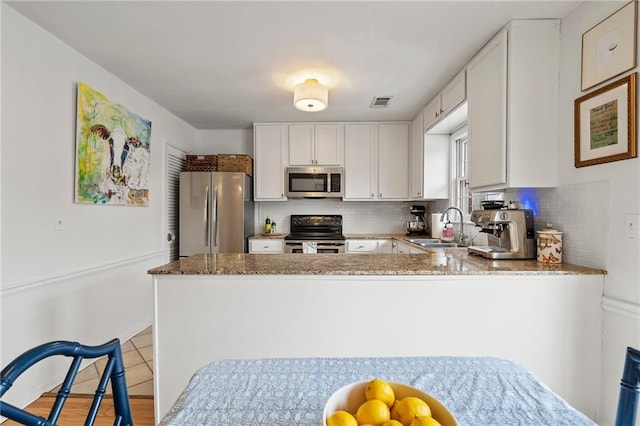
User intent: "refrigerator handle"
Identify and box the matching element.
[213,185,219,247]
[204,185,210,247]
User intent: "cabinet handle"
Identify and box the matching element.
[379,193,382,197]
[371,193,375,198]
[263,245,269,248]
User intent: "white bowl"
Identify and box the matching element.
[323,381,458,426]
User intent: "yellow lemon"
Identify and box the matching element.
[410,416,442,426]
[356,399,391,426]
[382,420,404,426]
[326,410,358,426]
[390,399,402,421]
[395,397,431,426]
[365,379,396,408]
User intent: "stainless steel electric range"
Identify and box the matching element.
[284,215,345,253]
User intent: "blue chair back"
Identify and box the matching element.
[615,346,640,426]
[0,338,132,426]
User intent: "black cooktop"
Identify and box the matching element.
[285,215,345,241]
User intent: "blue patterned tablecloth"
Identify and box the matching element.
[160,356,596,425]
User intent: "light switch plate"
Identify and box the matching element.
[624,214,639,239]
[55,216,64,231]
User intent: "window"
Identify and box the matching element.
[451,126,501,215]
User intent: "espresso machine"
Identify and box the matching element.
[468,209,535,259]
[406,205,430,236]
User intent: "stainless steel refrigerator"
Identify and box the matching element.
[179,172,254,257]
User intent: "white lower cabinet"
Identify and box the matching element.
[393,240,426,254]
[346,239,394,254]
[249,239,284,254]
[346,240,379,254]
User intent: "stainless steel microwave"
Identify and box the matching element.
[285,167,343,198]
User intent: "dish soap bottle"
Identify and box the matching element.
[265,217,271,234]
[441,221,454,241]
[270,221,276,234]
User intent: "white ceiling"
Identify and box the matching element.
[6,1,583,130]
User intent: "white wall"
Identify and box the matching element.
[0,4,197,409]
[556,3,640,424]
[192,129,252,155]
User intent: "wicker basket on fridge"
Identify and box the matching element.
[217,154,253,176]
[185,155,218,171]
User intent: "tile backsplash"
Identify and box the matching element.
[505,181,608,268]
[256,200,428,235]
[255,181,607,269]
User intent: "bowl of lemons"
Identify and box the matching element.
[323,378,457,426]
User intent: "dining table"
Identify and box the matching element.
[159,355,596,425]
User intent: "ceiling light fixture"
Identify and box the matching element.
[293,78,328,112]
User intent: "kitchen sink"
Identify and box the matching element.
[407,239,466,248]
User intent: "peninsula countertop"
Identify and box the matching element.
[148,250,605,276]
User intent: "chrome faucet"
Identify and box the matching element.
[440,206,467,245]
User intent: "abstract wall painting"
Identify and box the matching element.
[75,82,152,206]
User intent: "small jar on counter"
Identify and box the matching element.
[537,225,563,263]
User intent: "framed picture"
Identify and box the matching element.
[574,73,636,168]
[581,1,637,91]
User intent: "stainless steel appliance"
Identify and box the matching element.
[468,209,535,259]
[179,172,254,257]
[284,215,345,253]
[285,167,342,198]
[406,205,429,236]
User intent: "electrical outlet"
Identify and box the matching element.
[55,216,64,231]
[624,214,639,239]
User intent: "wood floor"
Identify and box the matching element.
[2,395,155,425]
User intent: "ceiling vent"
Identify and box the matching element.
[370,96,393,108]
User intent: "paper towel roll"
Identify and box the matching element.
[431,213,445,238]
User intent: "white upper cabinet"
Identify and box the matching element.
[253,124,288,201]
[288,123,343,166]
[467,20,560,191]
[423,70,466,132]
[378,123,409,200]
[344,124,377,200]
[410,110,425,199]
[344,123,409,201]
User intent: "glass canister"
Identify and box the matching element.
[537,225,563,263]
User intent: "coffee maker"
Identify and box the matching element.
[406,205,429,235]
[468,209,535,259]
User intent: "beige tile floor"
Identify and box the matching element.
[50,327,154,396]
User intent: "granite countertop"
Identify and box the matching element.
[148,250,606,276]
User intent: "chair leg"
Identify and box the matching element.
[615,347,640,426]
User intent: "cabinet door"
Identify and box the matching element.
[314,124,343,166]
[288,124,314,166]
[423,96,442,132]
[344,124,376,200]
[467,30,508,189]
[410,111,424,199]
[254,124,287,200]
[377,240,393,254]
[423,134,449,199]
[441,70,466,117]
[346,240,378,253]
[378,124,409,200]
[249,239,284,253]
